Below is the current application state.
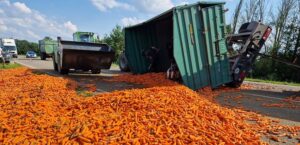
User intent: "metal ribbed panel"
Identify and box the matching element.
[124,28,149,74]
[201,5,232,88]
[173,5,210,90]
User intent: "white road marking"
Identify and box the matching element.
[242,92,300,103]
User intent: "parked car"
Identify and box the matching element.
[0,47,12,63]
[26,51,37,58]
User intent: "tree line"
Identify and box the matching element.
[15,40,39,55]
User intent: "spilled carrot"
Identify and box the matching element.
[0,68,298,144]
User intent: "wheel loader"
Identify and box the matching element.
[53,32,115,75]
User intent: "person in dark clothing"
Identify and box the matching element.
[142,46,160,72]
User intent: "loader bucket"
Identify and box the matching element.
[58,39,115,71]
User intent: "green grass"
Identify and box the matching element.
[0,63,22,70]
[245,78,300,86]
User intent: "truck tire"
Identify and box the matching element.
[41,53,46,60]
[58,65,69,75]
[119,52,130,72]
[60,69,69,75]
[91,69,101,74]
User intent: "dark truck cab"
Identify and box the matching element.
[227,21,272,87]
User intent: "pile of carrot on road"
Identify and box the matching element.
[0,68,299,144]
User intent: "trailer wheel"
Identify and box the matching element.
[91,69,101,74]
[119,52,130,72]
[58,65,69,75]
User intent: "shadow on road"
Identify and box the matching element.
[32,68,142,93]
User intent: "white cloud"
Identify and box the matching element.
[177,1,189,6]
[121,17,144,26]
[64,21,78,33]
[0,1,78,41]
[0,19,7,32]
[26,30,40,39]
[33,13,46,23]
[91,0,134,12]
[0,25,8,32]
[0,0,10,6]
[135,0,174,14]
[13,2,31,14]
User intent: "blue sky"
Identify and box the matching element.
[0,0,247,42]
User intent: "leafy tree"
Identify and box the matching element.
[226,25,232,35]
[231,0,244,34]
[15,40,39,55]
[271,0,296,56]
[240,0,259,23]
[43,36,53,40]
[101,25,124,62]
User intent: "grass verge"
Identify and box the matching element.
[245,78,300,87]
[0,63,22,70]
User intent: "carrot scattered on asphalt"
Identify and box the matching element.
[0,68,299,144]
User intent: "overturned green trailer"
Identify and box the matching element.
[123,2,232,90]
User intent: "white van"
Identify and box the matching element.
[0,38,18,58]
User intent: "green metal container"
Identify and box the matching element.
[124,1,232,90]
[39,39,57,60]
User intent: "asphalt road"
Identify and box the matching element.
[14,55,300,144]
[14,55,141,93]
